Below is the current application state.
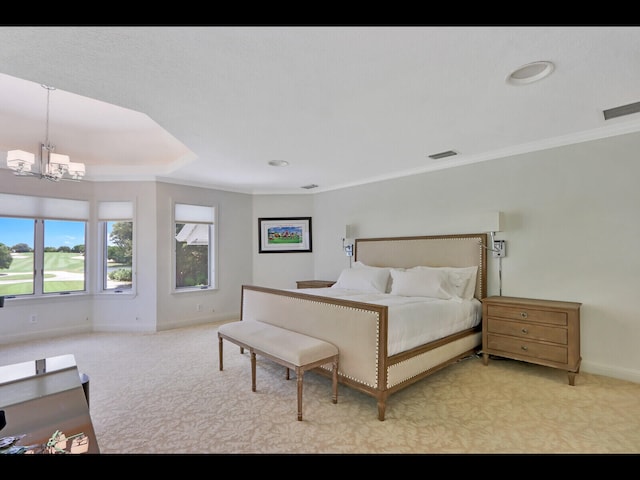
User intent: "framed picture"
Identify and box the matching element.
[258,217,312,253]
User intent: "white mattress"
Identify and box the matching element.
[294,287,482,356]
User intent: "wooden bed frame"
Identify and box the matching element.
[240,233,488,421]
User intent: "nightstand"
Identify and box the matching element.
[481,296,582,385]
[296,280,336,289]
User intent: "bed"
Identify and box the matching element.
[240,233,487,421]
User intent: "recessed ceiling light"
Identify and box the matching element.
[506,61,555,86]
[268,160,289,167]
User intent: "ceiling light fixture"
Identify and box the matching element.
[6,84,85,181]
[506,61,555,86]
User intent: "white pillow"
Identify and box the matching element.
[389,268,453,299]
[387,267,406,292]
[409,265,477,300]
[332,267,390,293]
[353,261,394,292]
[442,266,478,300]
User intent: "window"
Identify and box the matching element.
[43,219,86,294]
[174,203,216,291]
[99,201,134,293]
[0,194,89,298]
[0,217,35,296]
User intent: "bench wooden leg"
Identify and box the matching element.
[250,350,257,392]
[296,367,304,421]
[331,358,338,404]
[218,335,223,371]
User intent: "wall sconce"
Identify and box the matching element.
[343,224,354,264]
[489,231,506,258]
[477,212,504,255]
[479,212,506,296]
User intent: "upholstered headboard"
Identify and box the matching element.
[355,233,488,299]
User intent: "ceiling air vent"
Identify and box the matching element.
[428,150,458,160]
[300,184,318,190]
[603,101,640,120]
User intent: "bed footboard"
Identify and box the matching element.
[241,285,387,390]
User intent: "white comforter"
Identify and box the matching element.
[294,287,482,356]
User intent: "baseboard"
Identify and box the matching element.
[0,324,93,345]
[92,312,240,333]
[581,360,640,384]
[0,312,241,345]
[158,312,239,331]
[92,323,156,333]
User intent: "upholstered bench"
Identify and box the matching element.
[218,320,339,421]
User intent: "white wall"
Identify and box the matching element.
[154,182,253,331]
[251,194,315,289]
[293,132,640,384]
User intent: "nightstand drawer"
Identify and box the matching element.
[487,304,567,326]
[487,334,568,364]
[487,318,568,344]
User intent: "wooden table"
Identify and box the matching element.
[0,354,100,454]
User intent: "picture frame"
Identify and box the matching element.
[258,217,312,253]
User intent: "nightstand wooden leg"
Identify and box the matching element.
[568,371,576,386]
[482,353,489,366]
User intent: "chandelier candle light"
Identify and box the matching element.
[6,84,85,181]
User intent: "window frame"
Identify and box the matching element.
[99,220,135,294]
[42,218,87,295]
[0,194,89,302]
[172,202,217,293]
[0,215,87,299]
[97,201,135,295]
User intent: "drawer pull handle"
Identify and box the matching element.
[520,312,528,319]
[521,345,528,351]
[521,328,528,334]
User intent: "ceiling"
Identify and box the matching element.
[1,26,639,195]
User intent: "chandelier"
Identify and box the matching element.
[6,84,85,181]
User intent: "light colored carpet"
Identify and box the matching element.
[1,322,639,454]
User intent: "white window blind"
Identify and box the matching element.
[0,193,89,220]
[175,203,214,223]
[99,201,134,220]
